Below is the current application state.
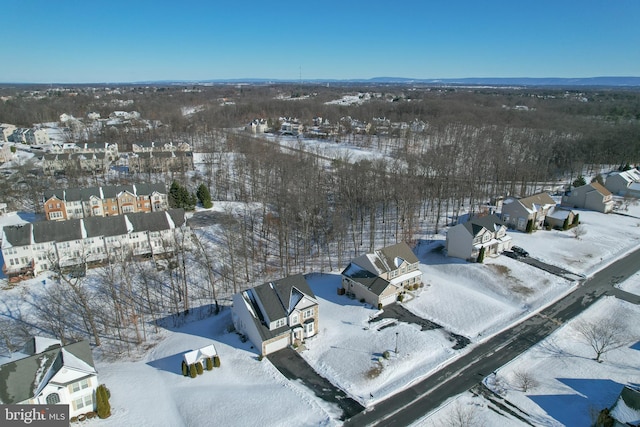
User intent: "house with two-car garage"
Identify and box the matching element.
[232,274,319,356]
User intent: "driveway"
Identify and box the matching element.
[507,254,585,281]
[372,303,471,349]
[267,347,364,421]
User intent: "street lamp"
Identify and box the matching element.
[395,332,399,354]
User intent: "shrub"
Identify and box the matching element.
[96,384,111,419]
[383,350,391,359]
[258,355,264,361]
[397,294,404,302]
[377,303,383,310]
[189,363,197,378]
[360,298,366,303]
[477,246,485,263]
[85,412,97,419]
[214,355,221,368]
[182,360,188,376]
[206,357,213,371]
[196,361,204,375]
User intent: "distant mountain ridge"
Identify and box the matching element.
[177,76,640,87]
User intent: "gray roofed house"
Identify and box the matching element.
[501,192,558,232]
[446,214,512,261]
[341,242,422,308]
[1,209,187,279]
[232,274,319,356]
[43,183,169,221]
[0,338,99,418]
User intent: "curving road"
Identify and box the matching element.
[345,246,640,427]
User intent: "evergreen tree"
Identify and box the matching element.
[169,181,196,210]
[476,246,485,263]
[213,355,221,367]
[573,175,586,188]
[189,363,197,378]
[562,216,570,230]
[182,361,188,376]
[196,361,204,375]
[196,184,213,209]
[526,219,534,233]
[96,384,111,419]
[572,213,580,225]
[206,357,213,371]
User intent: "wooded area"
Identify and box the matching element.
[1,83,639,355]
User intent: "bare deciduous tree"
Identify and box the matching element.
[446,401,486,427]
[513,369,539,392]
[575,317,631,362]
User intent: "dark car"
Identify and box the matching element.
[503,250,520,259]
[512,246,529,257]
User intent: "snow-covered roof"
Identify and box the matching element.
[183,344,218,365]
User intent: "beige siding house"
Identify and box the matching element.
[446,214,512,261]
[232,274,319,356]
[562,182,614,213]
[501,192,557,232]
[341,242,422,308]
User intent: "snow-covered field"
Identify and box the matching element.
[419,296,640,427]
[1,199,640,426]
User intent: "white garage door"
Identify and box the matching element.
[264,336,290,354]
[380,294,396,307]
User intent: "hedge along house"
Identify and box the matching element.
[341,242,422,308]
[0,337,99,419]
[232,274,319,356]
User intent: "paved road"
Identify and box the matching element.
[345,246,640,427]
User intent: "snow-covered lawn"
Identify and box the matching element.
[1,196,640,426]
[419,296,640,427]
[506,208,640,277]
[89,311,337,427]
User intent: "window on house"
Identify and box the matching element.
[46,393,60,404]
[274,318,286,328]
[70,378,90,393]
[291,315,298,325]
[72,394,93,411]
[303,308,313,319]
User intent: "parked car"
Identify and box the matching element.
[503,250,520,260]
[512,246,529,257]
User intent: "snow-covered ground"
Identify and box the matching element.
[419,296,640,427]
[1,198,639,426]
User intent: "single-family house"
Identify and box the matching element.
[446,214,512,261]
[0,124,17,142]
[561,182,614,213]
[501,192,557,232]
[0,337,99,419]
[610,385,640,426]
[340,242,422,308]
[605,169,640,198]
[1,209,186,280]
[232,274,319,356]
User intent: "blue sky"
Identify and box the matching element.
[1,0,639,83]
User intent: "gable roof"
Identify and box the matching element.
[348,242,418,277]
[460,214,505,237]
[240,274,317,342]
[2,209,186,249]
[586,181,612,196]
[518,192,556,211]
[44,184,166,203]
[0,339,95,404]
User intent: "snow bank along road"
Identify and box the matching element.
[344,246,640,427]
